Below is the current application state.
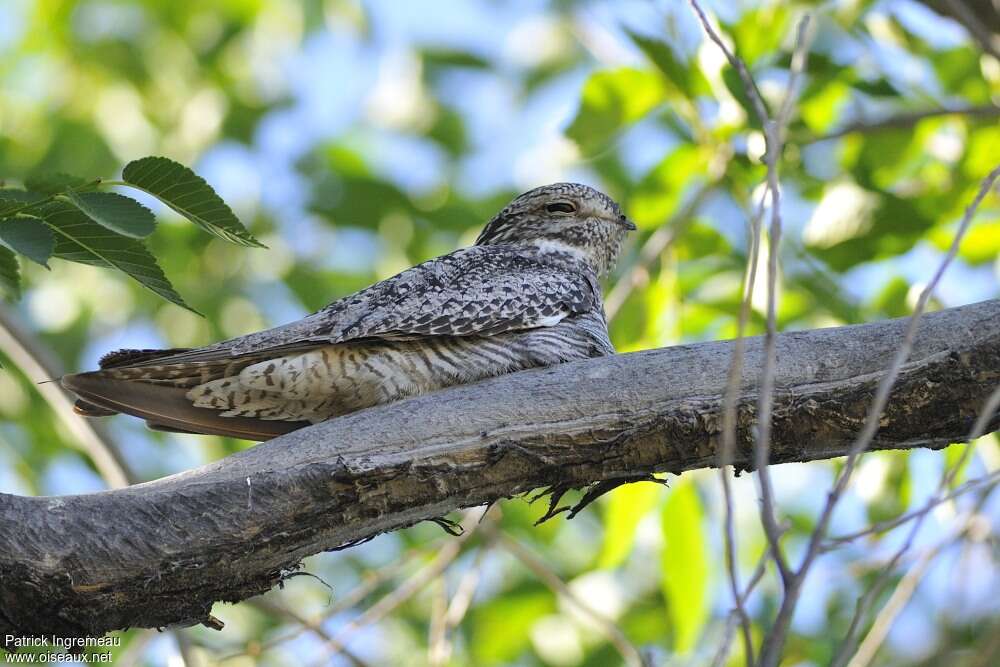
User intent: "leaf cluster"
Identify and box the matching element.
[0,156,261,312]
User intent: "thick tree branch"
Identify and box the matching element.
[1,299,999,640]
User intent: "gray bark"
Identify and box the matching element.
[1,299,998,641]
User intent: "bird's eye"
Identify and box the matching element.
[545,202,576,214]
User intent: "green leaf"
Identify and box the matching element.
[660,479,709,653]
[39,201,195,312]
[121,156,263,247]
[930,219,1000,265]
[629,143,708,229]
[24,172,88,195]
[565,68,666,155]
[722,67,764,130]
[0,189,46,217]
[625,29,709,99]
[0,245,19,299]
[62,191,156,238]
[0,217,55,267]
[805,185,935,271]
[730,4,791,66]
[471,589,555,664]
[598,481,662,569]
[421,48,490,70]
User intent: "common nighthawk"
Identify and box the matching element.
[62,183,636,440]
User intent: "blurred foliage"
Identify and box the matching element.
[0,0,998,666]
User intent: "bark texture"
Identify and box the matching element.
[1,299,998,640]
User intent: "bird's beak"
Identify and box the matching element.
[619,217,637,231]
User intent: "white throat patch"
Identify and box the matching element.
[532,238,588,262]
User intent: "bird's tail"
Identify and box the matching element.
[61,347,307,441]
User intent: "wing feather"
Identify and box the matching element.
[116,245,601,367]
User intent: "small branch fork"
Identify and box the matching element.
[688,2,1000,664]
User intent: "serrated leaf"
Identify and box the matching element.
[0,246,19,299]
[0,217,55,267]
[0,189,46,217]
[24,172,88,195]
[661,479,709,653]
[121,156,263,247]
[62,191,156,238]
[38,201,196,313]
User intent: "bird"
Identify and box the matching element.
[61,182,636,441]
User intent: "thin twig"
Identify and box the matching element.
[843,484,997,667]
[824,467,1000,548]
[0,305,133,487]
[689,0,812,600]
[605,184,714,321]
[753,14,814,594]
[718,188,768,666]
[219,544,426,662]
[249,598,371,667]
[940,0,1000,61]
[761,163,1000,664]
[829,384,1000,664]
[322,508,490,663]
[492,530,647,667]
[688,7,813,662]
[428,577,449,667]
[804,105,1000,143]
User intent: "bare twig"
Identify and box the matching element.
[829,383,1000,664]
[428,577,448,667]
[0,305,133,487]
[753,15,814,594]
[323,508,489,662]
[842,484,997,667]
[805,105,1000,143]
[940,0,1000,61]
[249,598,370,667]
[605,184,714,321]
[219,546,425,662]
[492,530,647,667]
[824,467,1000,548]
[689,0,813,624]
[717,187,767,666]
[761,164,1000,664]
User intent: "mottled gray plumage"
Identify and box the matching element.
[62,182,635,440]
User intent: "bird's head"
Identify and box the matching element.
[474,182,636,275]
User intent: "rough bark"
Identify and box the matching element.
[1,299,998,641]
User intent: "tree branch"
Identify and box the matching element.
[1,299,999,640]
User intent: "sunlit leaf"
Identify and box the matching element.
[0,246,19,299]
[39,201,194,312]
[929,220,1000,265]
[0,217,55,267]
[62,191,156,238]
[800,80,850,134]
[730,4,790,65]
[721,67,764,130]
[565,68,666,154]
[629,144,708,229]
[660,479,709,653]
[933,47,991,103]
[871,276,912,318]
[598,481,663,569]
[625,29,709,99]
[121,156,263,247]
[471,588,555,664]
[805,186,934,271]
